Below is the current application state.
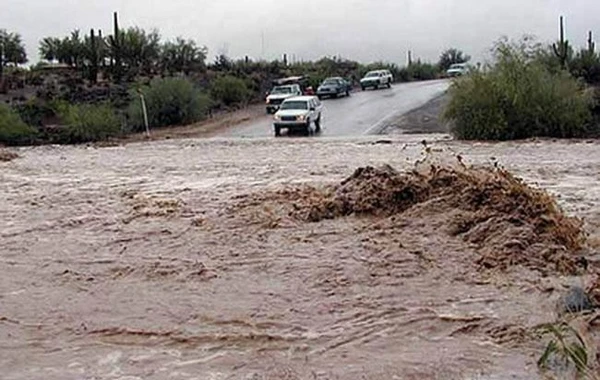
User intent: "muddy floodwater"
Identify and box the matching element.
[2,135,600,379]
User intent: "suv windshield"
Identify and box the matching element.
[323,79,339,85]
[365,72,379,78]
[449,64,466,70]
[271,86,292,95]
[281,100,308,110]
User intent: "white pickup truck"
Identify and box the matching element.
[273,96,323,137]
[265,84,303,114]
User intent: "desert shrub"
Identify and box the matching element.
[127,77,211,131]
[57,103,122,143]
[0,103,38,146]
[570,49,600,85]
[14,98,56,127]
[444,38,592,140]
[210,75,251,106]
[404,61,440,81]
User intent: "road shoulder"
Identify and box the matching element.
[379,93,450,135]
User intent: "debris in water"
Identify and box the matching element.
[264,159,586,275]
[0,150,18,162]
[587,274,600,306]
[121,191,184,224]
[559,286,595,315]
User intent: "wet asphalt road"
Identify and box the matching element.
[220,79,450,138]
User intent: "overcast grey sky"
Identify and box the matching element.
[2,0,599,65]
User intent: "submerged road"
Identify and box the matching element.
[220,79,450,138]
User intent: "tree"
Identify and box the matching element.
[40,29,107,72]
[438,48,471,71]
[120,27,161,75]
[212,53,232,71]
[0,30,27,83]
[39,37,61,62]
[161,38,207,74]
[0,30,27,67]
[0,30,27,92]
[41,30,86,68]
[66,29,85,68]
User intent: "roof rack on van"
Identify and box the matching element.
[272,76,309,86]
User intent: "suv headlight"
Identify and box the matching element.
[274,114,281,121]
[297,114,306,121]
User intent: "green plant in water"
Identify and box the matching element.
[537,322,598,379]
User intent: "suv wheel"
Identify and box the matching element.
[361,85,366,91]
[274,126,281,137]
[304,121,311,136]
[386,81,392,88]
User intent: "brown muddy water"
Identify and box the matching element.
[1,135,600,379]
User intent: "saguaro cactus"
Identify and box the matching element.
[89,29,98,83]
[588,31,595,54]
[552,16,570,69]
[0,39,4,87]
[111,11,122,81]
[98,29,105,69]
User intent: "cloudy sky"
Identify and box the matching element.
[2,0,598,65]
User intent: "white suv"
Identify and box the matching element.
[360,70,394,90]
[446,63,469,77]
[273,96,323,137]
[266,84,303,114]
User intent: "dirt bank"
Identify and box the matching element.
[101,104,267,146]
[380,93,450,135]
[2,135,600,379]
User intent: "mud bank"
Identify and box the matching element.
[380,94,450,135]
[2,135,600,379]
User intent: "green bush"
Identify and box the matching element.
[0,103,38,146]
[400,61,440,81]
[444,39,593,140]
[14,98,55,127]
[210,75,250,106]
[570,49,600,85]
[58,103,122,143]
[127,77,211,131]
